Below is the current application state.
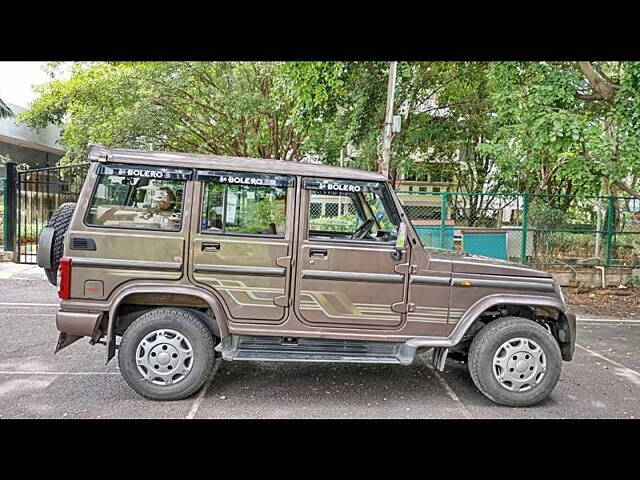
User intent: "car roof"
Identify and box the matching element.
[88,145,386,182]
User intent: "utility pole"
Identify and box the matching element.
[380,61,397,180]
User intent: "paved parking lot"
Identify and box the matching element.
[0,264,638,419]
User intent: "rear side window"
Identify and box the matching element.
[198,170,293,237]
[86,164,190,231]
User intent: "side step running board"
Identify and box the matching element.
[217,336,417,365]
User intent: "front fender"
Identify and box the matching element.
[407,293,576,361]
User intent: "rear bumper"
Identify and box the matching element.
[56,310,103,338]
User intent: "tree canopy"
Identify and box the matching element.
[0,97,13,119]
[18,61,640,197]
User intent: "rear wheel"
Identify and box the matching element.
[118,308,216,401]
[468,316,562,407]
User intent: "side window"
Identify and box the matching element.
[86,171,186,231]
[201,182,288,236]
[307,191,360,234]
[304,178,400,242]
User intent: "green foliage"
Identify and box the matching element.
[528,201,568,229]
[0,97,13,119]
[17,61,640,199]
[309,214,359,233]
[484,61,640,196]
[20,62,329,165]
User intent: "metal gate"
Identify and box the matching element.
[16,163,89,264]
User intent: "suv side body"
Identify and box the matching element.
[43,145,576,405]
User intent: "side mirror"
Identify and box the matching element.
[391,222,407,260]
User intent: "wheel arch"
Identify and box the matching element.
[450,294,575,361]
[105,284,230,362]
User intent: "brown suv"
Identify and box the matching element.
[37,145,576,406]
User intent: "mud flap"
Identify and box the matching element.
[431,347,449,372]
[54,332,82,354]
[106,334,116,364]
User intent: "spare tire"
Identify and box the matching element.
[40,203,76,286]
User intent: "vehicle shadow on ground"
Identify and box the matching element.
[198,352,509,415]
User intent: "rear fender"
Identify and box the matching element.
[105,284,230,363]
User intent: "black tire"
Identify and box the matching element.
[468,316,562,407]
[118,308,217,401]
[43,202,76,286]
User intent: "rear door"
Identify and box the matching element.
[189,170,295,323]
[293,178,409,329]
[68,162,191,300]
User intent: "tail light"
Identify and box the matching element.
[58,258,72,300]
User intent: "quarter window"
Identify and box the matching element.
[202,183,287,236]
[86,174,185,231]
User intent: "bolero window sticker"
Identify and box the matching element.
[97,163,193,180]
[196,170,294,188]
[303,178,382,193]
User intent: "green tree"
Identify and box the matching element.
[20,62,335,165]
[481,61,640,199]
[0,97,13,119]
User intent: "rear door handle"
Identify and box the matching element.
[202,242,221,252]
[309,248,328,257]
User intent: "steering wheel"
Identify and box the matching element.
[351,218,375,240]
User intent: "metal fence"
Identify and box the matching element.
[397,190,640,268]
[0,178,5,249]
[3,158,640,270]
[16,164,89,263]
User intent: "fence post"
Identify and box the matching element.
[520,192,529,264]
[605,195,615,267]
[4,162,17,253]
[440,192,448,248]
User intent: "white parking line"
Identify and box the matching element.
[575,343,640,379]
[0,302,59,307]
[0,370,120,376]
[577,317,640,324]
[186,359,221,419]
[579,321,640,326]
[432,369,473,419]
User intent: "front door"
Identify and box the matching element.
[190,170,296,324]
[293,178,409,329]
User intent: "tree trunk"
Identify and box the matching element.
[577,62,620,103]
[612,179,640,201]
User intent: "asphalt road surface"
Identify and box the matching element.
[0,264,638,419]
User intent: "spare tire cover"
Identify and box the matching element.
[37,226,55,269]
[41,202,77,286]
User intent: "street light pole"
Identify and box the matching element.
[380,61,398,180]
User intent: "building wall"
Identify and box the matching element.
[0,102,65,177]
[0,142,62,172]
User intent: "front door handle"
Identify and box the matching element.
[202,242,221,252]
[309,248,328,257]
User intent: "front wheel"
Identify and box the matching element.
[468,316,562,407]
[118,308,216,401]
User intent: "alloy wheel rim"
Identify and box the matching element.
[492,337,546,392]
[135,329,194,386]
